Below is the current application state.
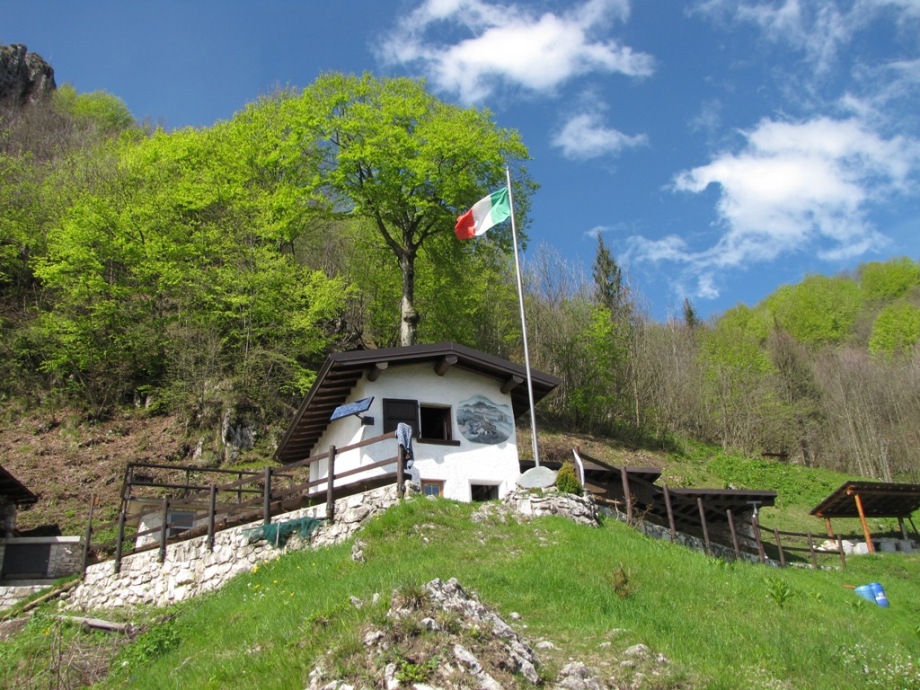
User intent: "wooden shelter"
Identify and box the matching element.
[0,464,37,537]
[522,451,777,557]
[810,481,920,554]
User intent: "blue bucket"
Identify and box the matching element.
[854,585,875,603]
[870,582,889,607]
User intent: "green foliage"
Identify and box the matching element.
[394,654,440,683]
[764,576,796,608]
[764,274,863,346]
[868,300,920,357]
[31,114,346,417]
[290,72,533,345]
[555,461,583,495]
[53,84,135,134]
[609,563,637,599]
[859,257,920,302]
[681,442,841,509]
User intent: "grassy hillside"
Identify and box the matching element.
[3,492,919,689]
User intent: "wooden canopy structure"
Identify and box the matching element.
[0,464,37,507]
[810,481,920,554]
[521,451,777,557]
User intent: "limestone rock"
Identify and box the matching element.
[0,44,55,107]
[555,662,606,690]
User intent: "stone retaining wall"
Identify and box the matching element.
[0,583,46,610]
[67,484,402,611]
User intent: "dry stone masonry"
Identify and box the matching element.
[67,484,401,610]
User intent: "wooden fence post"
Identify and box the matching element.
[397,443,406,499]
[726,509,741,559]
[662,484,676,541]
[773,528,786,567]
[326,445,336,523]
[620,467,633,525]
[753,515,766,564]
[807,532,818,569]
[696,497,711,556]
[114,508,126,574]
[80,496,96,578]
[159,497,169,564]
[263,466,272,526]
[207,484,217,551]
[837,535,847,569]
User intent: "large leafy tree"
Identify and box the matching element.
[34,118,346,418]
[287,72,533,346]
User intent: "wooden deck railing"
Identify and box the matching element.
[80,431,407,574]
[756,523,851,569]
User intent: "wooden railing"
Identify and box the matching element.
[632,507,850,569]
[80,431,407,574]
[756,523,850,569]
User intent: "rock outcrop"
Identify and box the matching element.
[0,44,55,107]
[310,577,673,690]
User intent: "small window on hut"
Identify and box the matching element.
[470,484,499,502]
[421,479,445,497]
[168,510,196,538]
[419,405,452,442]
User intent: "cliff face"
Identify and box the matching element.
[0,44,56,108]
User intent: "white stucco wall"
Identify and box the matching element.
[307,363,520,502]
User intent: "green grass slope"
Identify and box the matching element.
[5,494,918,690]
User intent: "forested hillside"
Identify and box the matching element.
[2,52,919,500]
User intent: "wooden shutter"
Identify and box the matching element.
[382,398,419,435]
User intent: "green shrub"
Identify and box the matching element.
[555,462,583,496]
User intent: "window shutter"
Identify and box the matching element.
[382,399,419,435]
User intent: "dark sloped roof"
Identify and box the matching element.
[810,481,920,519]
[275,342,561,464]
[0,464,38,506]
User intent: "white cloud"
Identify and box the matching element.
[379,0,653,102]
[627,115,920,300]
[693,0,920,73]
[552,111,647,159]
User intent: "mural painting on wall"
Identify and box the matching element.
[457,395,513,444]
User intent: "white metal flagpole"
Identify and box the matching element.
[505,166,541,467]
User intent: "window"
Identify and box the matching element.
[470,484,499,502]
[383,399,457,444]
[168,510,196,538]
[420,405,452,441]
[421,480,444,498]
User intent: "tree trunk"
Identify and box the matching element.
[399,249,419,346]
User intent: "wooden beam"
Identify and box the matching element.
[663,484,677,540]
[158,497,169,564]
[500,375,524,394]
[726,508,740,558]
[435,355,458,376]
[853,492,876,554]
[367,362,388,382]
[696,497,711,556]
[263,467,272,526]
[326,445,336,522]
[773,527,786,567]
[620,467,633,524]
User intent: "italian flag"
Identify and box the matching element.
[454,188,511,240]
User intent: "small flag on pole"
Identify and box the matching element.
[454,188,511,240]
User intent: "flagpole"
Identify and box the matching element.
[505,166,541,467]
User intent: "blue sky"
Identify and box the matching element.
[4,0,920,320]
